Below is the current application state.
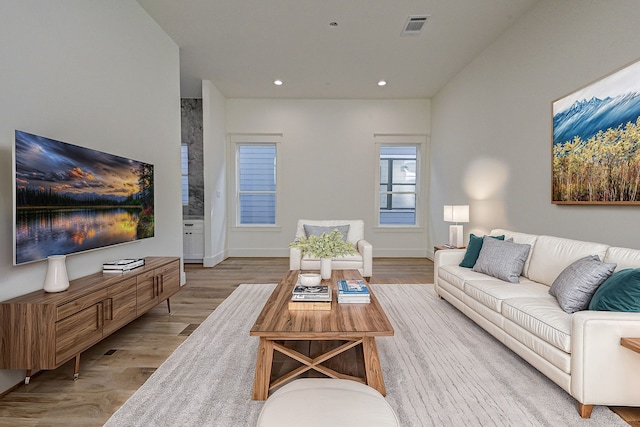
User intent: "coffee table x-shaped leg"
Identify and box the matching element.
[251,335,386,400]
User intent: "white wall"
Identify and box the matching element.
[202,81,228,267]
[430,0,640,249]
[224,99,431,257]
[0,1,181,392]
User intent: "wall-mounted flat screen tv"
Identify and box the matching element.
[13,130,154,265]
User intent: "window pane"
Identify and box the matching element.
[239,145,276,191]
[391,193,415,209]
[378,145,417,225]
[238,143,277,225]
[379,160,389,185]
[392,160,416,183]
[380,210,416,225]
[181,145,189,174]
[181,176,189,205]
[391,184,416,193]
[379,192,389,209]
[239,194,276,224]
[181,145,189,205]
[380,146,416,158]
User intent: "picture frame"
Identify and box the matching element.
[552,58,640,204]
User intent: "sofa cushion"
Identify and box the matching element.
[459,234,505,268]
[526,235,609,287]
[589,268,640,312]
[501,296,572,353]
[604,247,640,271]
[472,237,531,283]
[464,278,550,313]
[438,265,496,292]
[548,255,616,314]
[303,224,350,241]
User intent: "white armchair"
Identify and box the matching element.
[289,219,373,278]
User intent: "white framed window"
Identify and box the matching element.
[181,144,189,206]
[230,134,281,226]
[375,135,426,226]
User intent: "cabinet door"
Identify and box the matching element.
[183,220,204,260]
[103,277,137,336]
[157,260,180,302]
[55,303,103,365]
[137,270,158,314]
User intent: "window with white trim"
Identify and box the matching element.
[181,144,189,206]
[379,146,417,225]
[375,136,425,226]
[236,143,277,225]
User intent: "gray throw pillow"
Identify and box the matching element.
[303,224,350,241]
[549,255,616,314]
[472,236,531,283]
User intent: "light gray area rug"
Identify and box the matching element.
[105,284,627,426]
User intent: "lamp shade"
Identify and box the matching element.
[443,205,469,223]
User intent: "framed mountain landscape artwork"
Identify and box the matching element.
[552,58,640,204]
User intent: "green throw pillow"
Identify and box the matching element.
[589,268,640,312]
[459,234,505,268]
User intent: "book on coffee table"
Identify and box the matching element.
[288,300,332,311]
[289,287,332,310]
[291,285,331,301]
[337,279,370,303]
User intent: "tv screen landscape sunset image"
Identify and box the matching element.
[14,130,154,264]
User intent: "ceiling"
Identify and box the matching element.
[137,0,538,99]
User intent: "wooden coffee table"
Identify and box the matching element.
[250,269,394,400]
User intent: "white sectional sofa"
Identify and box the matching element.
[434,229,640,418]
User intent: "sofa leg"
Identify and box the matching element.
[577,402,593,418]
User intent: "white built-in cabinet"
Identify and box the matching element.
[183,219,204,262]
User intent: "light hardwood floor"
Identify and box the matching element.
[0,257,637,426]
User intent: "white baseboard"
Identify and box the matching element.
[373,248,428,258]
[226,248,428,258]
[226,248,289,257]
[203,249,228,267]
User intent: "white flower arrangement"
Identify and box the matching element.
[289,229,356,259]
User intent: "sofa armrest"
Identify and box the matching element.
[290,247,302,270]
[571,310,640,405]
[433,249,465,286]
[434,249,466,268]
[357,239,373,278]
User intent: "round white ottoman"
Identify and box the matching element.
[256,378,400,427]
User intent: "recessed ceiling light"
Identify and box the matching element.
[274,80,283,86]
[378,80,387,87]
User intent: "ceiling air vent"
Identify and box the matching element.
[401,15,429,36]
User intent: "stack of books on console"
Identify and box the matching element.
[103,258,145,273]
[289,284,332,311]
[336,279,370,304]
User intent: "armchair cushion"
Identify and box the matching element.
[296,219,364,246]
[303,224,350,241]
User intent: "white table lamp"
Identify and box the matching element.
[443,205,469,248]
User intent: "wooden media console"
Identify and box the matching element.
[0,256,180,384]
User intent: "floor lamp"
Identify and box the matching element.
[443,205,469,248]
